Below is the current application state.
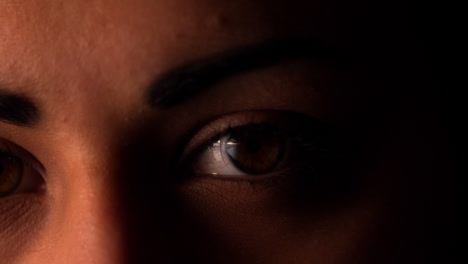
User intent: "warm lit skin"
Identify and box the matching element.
[0,0,450,263]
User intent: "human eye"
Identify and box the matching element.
[0,140,45,198]
[0,138,46,250]
[178,110,340,186]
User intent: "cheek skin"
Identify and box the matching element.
[176,178,383,264]
[0,195,48,263]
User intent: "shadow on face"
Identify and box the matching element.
[0,0,456,263]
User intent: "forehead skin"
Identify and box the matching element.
[0,1,439,264]
[0,0,333,90]
[0,0,408,129]
[1,0,340,129]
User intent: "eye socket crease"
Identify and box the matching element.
[146,37,351,109]
[0,90,39,127]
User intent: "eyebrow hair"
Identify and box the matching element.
[147,38,351,108]
[0,90,39,127]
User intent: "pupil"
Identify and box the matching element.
[226,126,284,174]
[245,138,262,153]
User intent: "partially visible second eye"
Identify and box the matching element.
[0,142,45,198]
[191,124,287,178]
[0,153,23,197]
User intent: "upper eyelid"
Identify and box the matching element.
[0,139,46,176]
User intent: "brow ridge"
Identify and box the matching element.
[147,38,350,108]
[0,89,39,127]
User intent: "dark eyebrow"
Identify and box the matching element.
[147,38,350,108]
[0,89,39,127]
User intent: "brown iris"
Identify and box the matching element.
[225,125,284,174]
[0,153,23,197]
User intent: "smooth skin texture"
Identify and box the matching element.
[0,0,452,263]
